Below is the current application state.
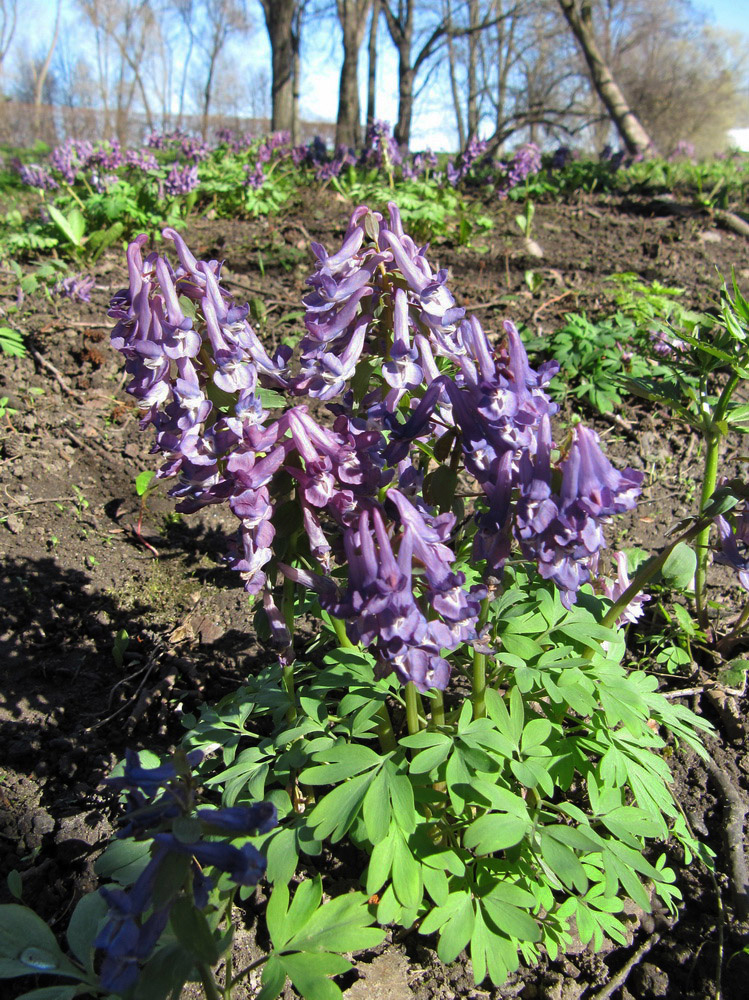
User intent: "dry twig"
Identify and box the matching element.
[705,753,749,920]
[587,932,662,1000]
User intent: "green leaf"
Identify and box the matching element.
[307,771,376,842]
[0,327,25,357]
[392,832,422,909]
[66,892,108,969]
[266,884,290,949]
[134,942,195,1000]
[258,388,286,408]
[480,897,541,943]
[520,717,552,752]
[94,837,151,885]
[409,740,452,774]
[135,469,156,497]
[301,744,382,785]
[366,825,396,896]
[280,952,350,1000]
[659,542,696,590]
[13,988,80,1000]
[362,769,391,844]
[283,892,385,954]
[437,894,475,963]
[6,871,22,901]
[47,205,85,248]
[170,898,219,965]
[257,957,286,1000]
[463,813,529,854]
[388,768,417,834]
[286,878,324,938]
[0,906,83,980]
[152,851,191,910]
[265,826,299,885]
[540,832,589,893]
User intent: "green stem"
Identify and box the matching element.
[594,512,716,644]
[405,682,422,735]
[694,431,722,628]
[228,953,269,990]
[198,964,223,1000]
[330,615,353,648]
[63,182,87,211]
[282,662,297,724]
[472,596,492,720]
[283,574,296,639]
[430,689,446,728]
[375,702,398,752]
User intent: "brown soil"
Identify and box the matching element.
[2,188,749,1000]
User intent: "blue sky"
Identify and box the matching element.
[12,0,749,151]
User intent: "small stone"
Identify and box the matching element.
[31,809,55,836]
[345,952,412,1000]
[632,962,669,998]
[4,513,24,534]
[698,229,721,243]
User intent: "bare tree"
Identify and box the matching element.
[259,0,298,133]
[366,0,380,129]
[382,0,502,149]
[78,0,160,137]
[588,0,749,156]
[196,0,250,138]
[0,0,17,75]
[556,0,654,156]
[444,0,466,149]
[33,0,62,130]
[172,0,196,124]
[335,0,373,147]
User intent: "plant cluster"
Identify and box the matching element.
[4,200,749,1000]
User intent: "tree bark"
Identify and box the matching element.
[260,0,297,133]
[444,0,465,150]
[557,0,655,156]
[335,0,372,148]
[466,0,479,140]
[366,0,379,130]
[33,0,61,131]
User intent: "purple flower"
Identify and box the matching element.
[715,503,749,590]
[245,163,266,189]
[95,748,276,991]
[17,163,58,190]
[596,551,650,626]
[164,162,199,196]
[53,273,95,302]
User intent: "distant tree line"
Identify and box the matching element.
[0,0,747,155]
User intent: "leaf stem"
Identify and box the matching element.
[405,681,422,735]
[596,513,716,641]
[228,953,269,990]
[430,689,446,728]
[694,430,721,629]
[472,596,492,719]
[198,964,223,1000]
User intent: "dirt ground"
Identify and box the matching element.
[2,187,749,999]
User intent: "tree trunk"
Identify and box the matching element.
[366,0,379,129]
[336,37,361,147]
[444,0,465,151]
[260,0,297,133]
[33,0,61,132]
[466,0,479,140]
[394,54,414,148]
[335,0,372,149]
[557,0,655,156]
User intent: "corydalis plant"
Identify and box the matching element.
[109,203,643,694]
